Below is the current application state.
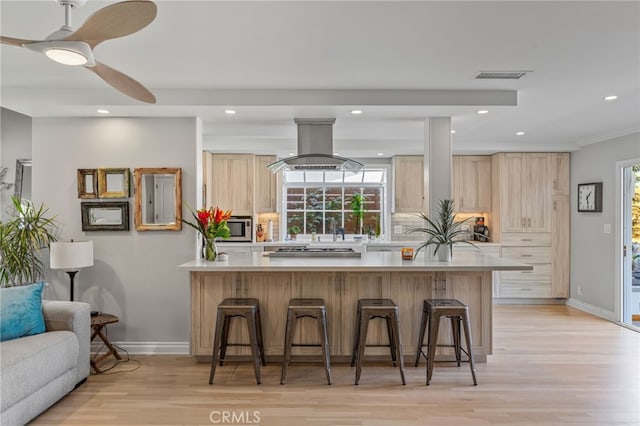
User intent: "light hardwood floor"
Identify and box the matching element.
[31,305,640,426]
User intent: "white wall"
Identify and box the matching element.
[570,132,640,317]
[1,107,32,221]
[33,117,199,349]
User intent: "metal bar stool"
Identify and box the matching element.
[415,299,477,385]
[350,298,406,385]
[280,298,332,385]
[209,298,266,385]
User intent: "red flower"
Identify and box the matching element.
[182,205,232,241]
[213,207,232,225]
[197,210,211,228]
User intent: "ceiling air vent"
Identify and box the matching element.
[475,71,530,79]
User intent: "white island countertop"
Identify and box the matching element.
[178,251,531,272]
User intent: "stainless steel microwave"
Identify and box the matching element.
[226,216,252,242]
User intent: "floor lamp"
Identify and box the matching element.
[50,240,94,301]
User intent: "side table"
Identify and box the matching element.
[91,313,122,373]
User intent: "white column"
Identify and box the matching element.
[424,117,452,219]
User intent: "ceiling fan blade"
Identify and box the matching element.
[1,36,37,47]
[64,1,157,48]
[86,61,156,104]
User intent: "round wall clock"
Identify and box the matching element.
[577,182,603,212]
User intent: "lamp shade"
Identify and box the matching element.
[50,241,94,270]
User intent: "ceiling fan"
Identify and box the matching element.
[0,0,157,103]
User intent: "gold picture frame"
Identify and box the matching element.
[133,167,182,231]
[77,169,98,199]
[97,168,130,198]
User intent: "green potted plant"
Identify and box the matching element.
[0,196,58,287]
[408,199,482,262]
[288,225,301,240]
[350,192,366,235]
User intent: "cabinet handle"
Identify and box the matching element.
[520,238,532,242]
[553,180,558,190]
[460,197,464,208]
[521,254,533,257]
[553,200,557,210]
[528,218,531,227]
[521,271,533,274]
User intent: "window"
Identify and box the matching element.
[283,168,387,238]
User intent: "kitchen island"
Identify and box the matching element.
[179,251,530,363]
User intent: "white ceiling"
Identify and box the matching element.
[1,0,639,157]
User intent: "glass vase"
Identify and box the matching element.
[203,238,217,261]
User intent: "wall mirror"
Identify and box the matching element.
[98,168,130,198]
[14,159,32,200]
[81,201,129,231]
[133,167,182,231]
[77,169,98,198]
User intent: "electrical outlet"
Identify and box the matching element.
[577,285,583,296]
[603,223,612,234]
[393,225,403,234]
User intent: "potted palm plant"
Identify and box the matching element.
[0,196,58,287]
[408,199,482,262]
[350,192,366,235]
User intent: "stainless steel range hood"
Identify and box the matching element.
[267,118,364,173]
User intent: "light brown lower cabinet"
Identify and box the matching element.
[189,270,493,363]
[496,233,552,298]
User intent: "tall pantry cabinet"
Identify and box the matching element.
[491,153,570,298]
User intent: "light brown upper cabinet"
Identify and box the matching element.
[453,156,492,213]
[393,155,424,213]
[204,153,255,216]
[549,153,570,196]
[133,167,182,231]
[493,153,550,233]
[255,155,278,213]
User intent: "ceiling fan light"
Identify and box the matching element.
[24,40,95,66]
[45,48,87,66]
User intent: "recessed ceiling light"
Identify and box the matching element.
[604,95,618,101]
[477,110,489,114]
[333,152,340,156]
[351,110,363,115]
[377,152,384,156]
[451,130,456,134]
[224,110,236,115]
[288,152,295,156]
[516,131,525,136]
[97,109,109,114]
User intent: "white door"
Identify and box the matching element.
[154,175,176,224]
[622,163,640,328]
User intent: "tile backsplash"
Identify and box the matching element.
[390,214,424,241]
[390,212,490,242]
[256,213,279,241]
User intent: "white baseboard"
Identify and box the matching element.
[493,298,566,305]
[566,298,616,321]
[91,341,190,355]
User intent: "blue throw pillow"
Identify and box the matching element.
[0,282,46,342]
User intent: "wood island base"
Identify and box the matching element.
[189,270,493,363]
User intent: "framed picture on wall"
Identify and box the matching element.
[77,169,98,199]
[81,201,130,231]
[97,168,130,198]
